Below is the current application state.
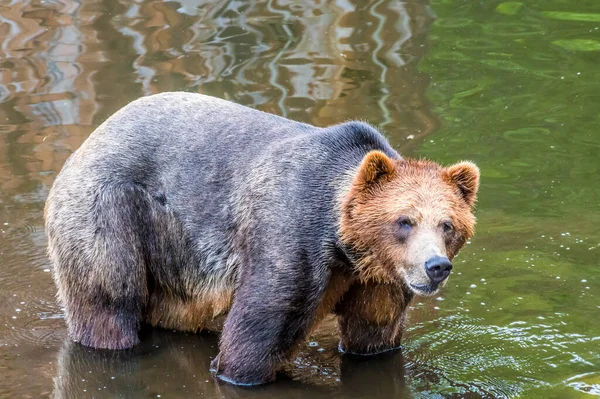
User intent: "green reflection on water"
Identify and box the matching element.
[414,0,600,397]
[552,40,600,52]
[543,12,600,23]
[496,2,524,16]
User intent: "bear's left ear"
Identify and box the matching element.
[444,161,480,208]
[354,150,396,191]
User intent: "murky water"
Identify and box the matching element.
[1,0,599,397]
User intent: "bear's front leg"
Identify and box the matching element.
[336,281,413,355]
[211,261,329,385]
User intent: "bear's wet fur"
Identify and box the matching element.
[45,92,480,385]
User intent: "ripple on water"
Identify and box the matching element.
[1,228,64,349]
[565,372,600,395]
[482,22,545,37]
[403,312,573,397]
[503,127,551,143]
[1,295,65,348]
[434,17,474,29]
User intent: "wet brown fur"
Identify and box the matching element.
[146,288,234,332]
[336,281,412,354]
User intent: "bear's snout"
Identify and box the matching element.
[424,256,453,285]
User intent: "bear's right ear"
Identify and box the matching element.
[353,151,396,191]
[444,161,480,208]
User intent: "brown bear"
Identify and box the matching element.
[44,92,479,386]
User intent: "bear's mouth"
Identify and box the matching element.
[409,283,439,296]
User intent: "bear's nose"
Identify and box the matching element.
[424,256,453,284]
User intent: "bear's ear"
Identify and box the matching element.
[444,161,480,208]
[354,151,396,191]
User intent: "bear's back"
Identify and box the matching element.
[65,93,313,178]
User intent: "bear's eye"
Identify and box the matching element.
[397,217,413,230]
[442,221,454,233]
[394,217,413,241]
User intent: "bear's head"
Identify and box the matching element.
[340,151,480,296]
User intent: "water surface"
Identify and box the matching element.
[1,0,599,397]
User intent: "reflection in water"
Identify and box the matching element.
[52,322,411,399]
[107,0,436,134]
[52,331,219,398]
[340,351,409,398]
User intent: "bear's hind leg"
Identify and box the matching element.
[48,184,152,350]
[66,293,143,350]
[336,282,412,355]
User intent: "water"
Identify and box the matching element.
[1,0,599,397]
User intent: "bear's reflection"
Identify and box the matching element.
[52,328,219,398]
[340,352,410,398]
[53,327,412,399]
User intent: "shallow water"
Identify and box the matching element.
[1,0,599,397]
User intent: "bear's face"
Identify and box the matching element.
[340,151,480,296]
